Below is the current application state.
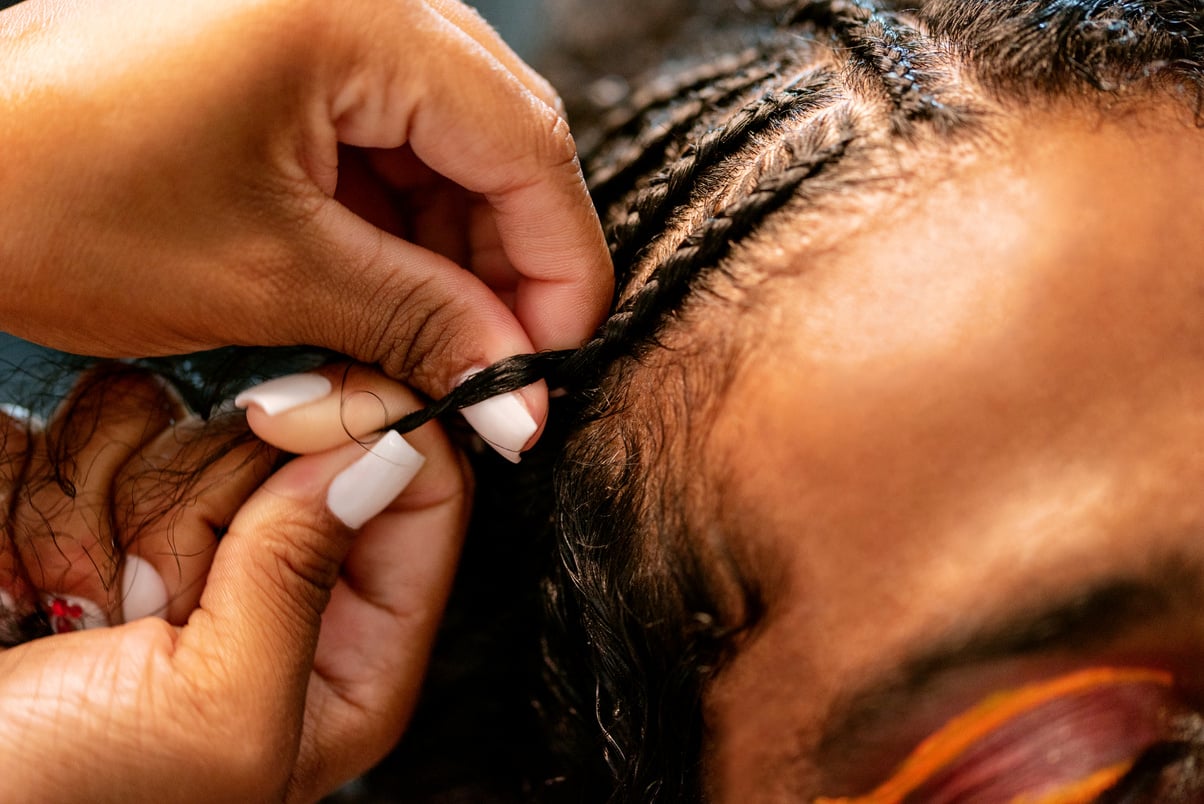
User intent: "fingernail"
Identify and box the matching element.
[41,593,108,633]
[120,555,169,623]
[327,431,425,529]
[234,373,332,416]
[457,369,538,464]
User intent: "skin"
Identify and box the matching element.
[701,100,1204,800]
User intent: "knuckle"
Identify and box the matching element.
[259,514,344,611]
[354,275,471,393]
[536,110,580,173]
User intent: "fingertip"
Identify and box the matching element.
[455,369,545,462]
[326,431,426,529]
[235,374,333,417]
[514,258,614,352]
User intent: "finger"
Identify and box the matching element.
[297,210,548,461]
[424,0,564,114]
[112,415,274,624]
[173,429,427,762]
[292,390,468,797]
[237,365,416,455]
[10,367,180,631]
[331,5,613,353]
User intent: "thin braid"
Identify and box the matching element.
[586,47,769,162]
[588,54,790,214]
[785,0,948,125]
[607,72,838,272]
[592,123,855,363]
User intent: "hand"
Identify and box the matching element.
[0,365,469,802]
[0,0,612,455]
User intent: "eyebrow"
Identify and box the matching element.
[811,556,1204,778]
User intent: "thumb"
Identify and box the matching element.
[299,204,550,461]
[172,433,425,767]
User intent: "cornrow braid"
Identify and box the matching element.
[785,0,951,127]
[606,73,838,275]
[587,52,790,216]
[585,47,769,161]
[572,118,854,374]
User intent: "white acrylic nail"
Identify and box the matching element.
[327,431,425,529]
[120,555,169,623]
[41,592,108,633]
[457,369,538,464]
[234,373,332,416]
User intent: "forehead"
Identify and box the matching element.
[699,103,1204,798]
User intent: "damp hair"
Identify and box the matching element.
[379,1,1203,800]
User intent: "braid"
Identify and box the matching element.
[607,72,838,274]
[574,123,855,377]
[587,52,789,215]
[784,0,951,127]
[585,47,769,162]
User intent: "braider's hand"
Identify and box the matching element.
[0,366,468,802]
[0,0,612,460]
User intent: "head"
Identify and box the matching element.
[486,0,1204,800]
